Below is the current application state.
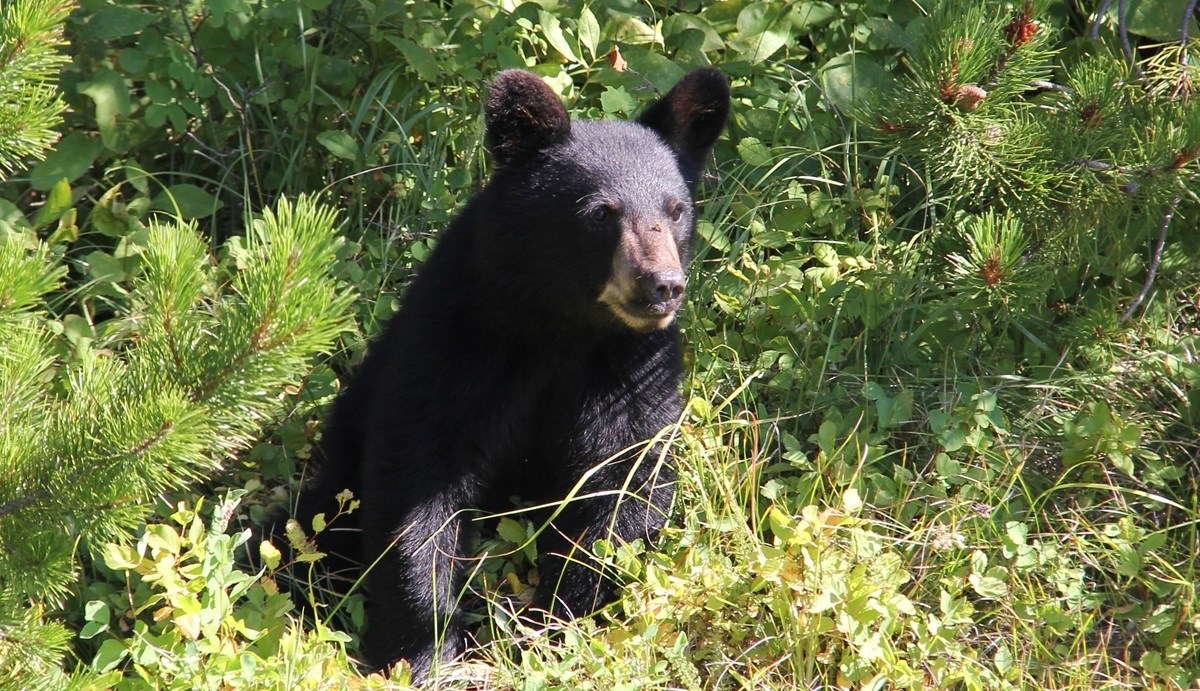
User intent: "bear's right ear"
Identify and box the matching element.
[485,70,571,168]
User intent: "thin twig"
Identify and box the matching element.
[1178,0,1198,99]
[1120,196,1181,323]
[1117,0,1149,83]
[1032,79,1075,95]
[1092,0,1153,84]
[1090,0,1116,39]
[1185,0,1198,46]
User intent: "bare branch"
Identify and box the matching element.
[1120,197,1181,323]
[1090,0,1116,39]
[1032,79,1074,95]
[1180,0,1198,99]
[1117,0,1149,84]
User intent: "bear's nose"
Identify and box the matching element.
[637,270,686,307]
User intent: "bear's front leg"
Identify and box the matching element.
[529,444,677,620]
[359,469,480,678]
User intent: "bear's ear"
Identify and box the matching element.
[485,70,571,168]
[637,68,731,187]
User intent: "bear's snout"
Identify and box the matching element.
[636,270,686,310]
[597,221,690,331]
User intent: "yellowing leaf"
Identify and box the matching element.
[175,612,202,640]
[842,487,863,513]
[259,540,281,571]
[102,542,142,570]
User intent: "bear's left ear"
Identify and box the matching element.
[486,70,572,168]
[637,68,731,187]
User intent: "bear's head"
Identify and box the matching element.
[477,68,730,334]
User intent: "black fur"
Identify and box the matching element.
[290,68,730,679]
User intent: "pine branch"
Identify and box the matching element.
[0,0,72,177]
[0,196,352,612]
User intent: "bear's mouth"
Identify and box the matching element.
[606,300,678,331]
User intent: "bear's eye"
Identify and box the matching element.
[588,204,615,224]
[668,203,686,223]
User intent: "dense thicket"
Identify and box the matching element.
[1,0,1197,688]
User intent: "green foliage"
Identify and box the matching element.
[76,493,354,689]
[0,196,352,688]
[0,0,72,177]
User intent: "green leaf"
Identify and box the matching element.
[388,37,440,82]
[1114,543,1142,577]
[968,572,1009,599]
[862,17,914,51]
[1119,0,1200,41]
[816,419,838,453]
[317,131,360,162]
[86,6,156,41]
[1005,521,1028,546]
[29,134,103,190]
[47,208,79,245]
[789,2,838,30]
[737,137,774,166]
[994,644,1015,676]
[1142,604,1178,633]
[145,524,182,554]
[735,3,793,63]
[874,394,894,428]
[497,518,526,544]
[89,187,137,238]
[539,11,580,63]
[619,48,686,92]
[934,452,961,480]
[940,427,966,452]
[667,14,723,46]
[78,69,132,150]
[93,638,128,673]
[79,600,111,639]
[813,243,838,267]
[33,178,72,229]
[151,184,221,219]
[842,487,863,512]
[820,52,889,114]
[577,7,601,60]
[63,314,94,346]
[82,251,127,283]
[600,86,638,116]
[767,507,794,542]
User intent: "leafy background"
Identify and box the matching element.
[1,0,1199,688]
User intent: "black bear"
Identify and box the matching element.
[291,67,730,679]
